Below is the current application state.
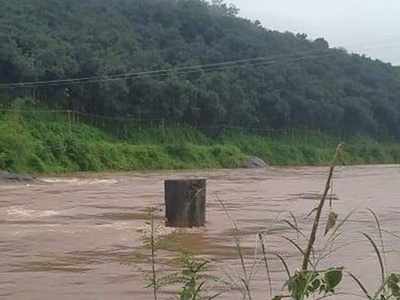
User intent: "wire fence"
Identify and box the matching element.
[0,108,342,144]
[0,108,161,135]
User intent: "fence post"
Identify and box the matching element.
[67,110,72,133]
[161,118,166,141]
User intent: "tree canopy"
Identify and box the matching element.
[1,0,400,138]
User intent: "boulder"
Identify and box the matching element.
[243,156,268,169]
[0,171,35,183]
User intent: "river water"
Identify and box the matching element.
[1,165,399,299]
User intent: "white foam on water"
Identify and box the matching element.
[86,179,118,185]
[137,221,205,240]
[41,178,80,184]
[95,221,133,230]
[41,178,118,185]
[6,207,60,218]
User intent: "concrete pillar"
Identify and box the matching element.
[164,179,206,227]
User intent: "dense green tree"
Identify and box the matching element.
[0,0,400,139]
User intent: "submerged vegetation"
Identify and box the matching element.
[1,110,400,174]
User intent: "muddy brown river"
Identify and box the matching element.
[1,165,399,299]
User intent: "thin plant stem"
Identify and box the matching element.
[258,233,273,298]
[301,144,343,271]
[216,195,253,300]
[150,208,158,300]
[366,208,387,269]
[348,272,371,299]
[362,233,385,286]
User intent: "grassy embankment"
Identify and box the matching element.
[1,111,400,174]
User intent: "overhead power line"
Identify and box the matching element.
[33,51,337,88]
[0,49,336,89]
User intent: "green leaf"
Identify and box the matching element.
[324,269,343,291]
[309,278,321,292]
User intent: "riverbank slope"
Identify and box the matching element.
[1,113,400,174]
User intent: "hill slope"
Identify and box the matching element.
[0,0,400,138]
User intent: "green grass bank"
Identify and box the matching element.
[1,112,400,174]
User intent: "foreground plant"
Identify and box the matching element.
[272,268,343,300]
[351,272,400,300]
[144,208,225,300]
[144,208,159,300]
[175,255,214,300]
[350,212,400,300]
[214,144,346,299]
[270,144,345,300]
[152,254,223,300]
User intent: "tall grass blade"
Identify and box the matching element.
[149,208,158,300]
[282,220,306,238]
[282,236,306,257]
[362,233,385,285]
[208,292,225,300]
[282,236,316,270]
[316,292,367,300]
[366,208,386,267]
[327,208,357,242]
[258,233,273,297]
[289,212,302,239]
[240,278,252,300]
[273,253,291,279]
[216,195,252,300]
[316,241,355,264]
[347,272,371,299]
[193,281,206,299]
[382,229,400,241]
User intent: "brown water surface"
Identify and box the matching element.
[1,165,400,299]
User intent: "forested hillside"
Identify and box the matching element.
[1,0,400,138]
